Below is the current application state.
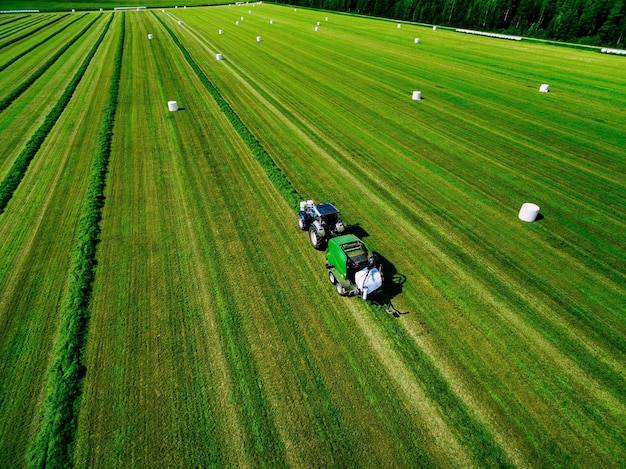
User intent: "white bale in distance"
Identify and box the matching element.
[249,10,251,13]
[414,38,420,43]
[148,34,153,39]
[397,24,401,28]
[412,91,422,100]
[539,84,549,92]
[72,9,75,12]
[236,20,239,25]
[317,21,321,25]
[256,36,262,42]
[270,19,273,24]
[325,17,328,21]
[178,20,182,25]
[314,26,319,31]
[433,25,437,30]
[518,203,540,222]
[216,53,223,60]
[294,8,297,12]
[162,9,165,12]
[100,8,103,11]
[219,29,223,34]
[168,101,178,112]
[241,16,244,20]
[175,5,178,8]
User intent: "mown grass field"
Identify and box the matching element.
[1,1,224,12]
[1,4,625,468]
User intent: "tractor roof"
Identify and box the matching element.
[315,203,340,216]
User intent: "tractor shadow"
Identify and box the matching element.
[344,224,370,239]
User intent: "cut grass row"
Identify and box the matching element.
[73,10,459,467]
[0,13,95,112]
[162,11,510,467]
[0,14,65,50]
[154,11,302,210]
[0,12,121,468]
[172,5,626,465]
[0,13,86,73]
[27,12,122,468]
[0,5,624,467]
[0,14,103,213]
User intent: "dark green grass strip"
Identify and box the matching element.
[0,15,49,40]
[0,15,102,214]
[0,14,67,50]
[0,13,92,112]
[26,13,123,469]
[0,14,85,73]
[0,15,29,28]
[153,11,302,212]
[372,308,514,468]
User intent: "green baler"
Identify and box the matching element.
[326,234,383,299]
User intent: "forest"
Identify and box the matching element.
[273,0,626,46]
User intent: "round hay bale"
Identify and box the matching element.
[412,91,422,100]
[414,38,420,43]
[518,203,540,222]
[219,29,223,34]
[397,24,402,29]
[148,34,153,39]
[216,53,223,60]
[539,84,549,92]
[433,25,437,30]
[256,36,262,42]
[168,101,178,112]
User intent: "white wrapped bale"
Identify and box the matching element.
[518,203,540,222]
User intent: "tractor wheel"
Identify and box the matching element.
[336,281,346,296]
[297,212,307,231]
[309,226,323,250]
[328,271,336,285]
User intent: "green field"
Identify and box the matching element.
[0,1,224,12]
[1,4,625,468]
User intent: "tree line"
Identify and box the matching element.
[273,0,626,47]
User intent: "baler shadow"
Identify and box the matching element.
[374,253,409,316]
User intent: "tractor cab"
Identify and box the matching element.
[298,200,345,249]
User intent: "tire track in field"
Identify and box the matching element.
[160,14,625,465]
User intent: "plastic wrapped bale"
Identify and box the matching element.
[168,101,178,111]
[518,203,540,222]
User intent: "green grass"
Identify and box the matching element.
[27,13,122,468]
[1,0,227,12]
[0,12,120,468]
[1,4,625,468]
